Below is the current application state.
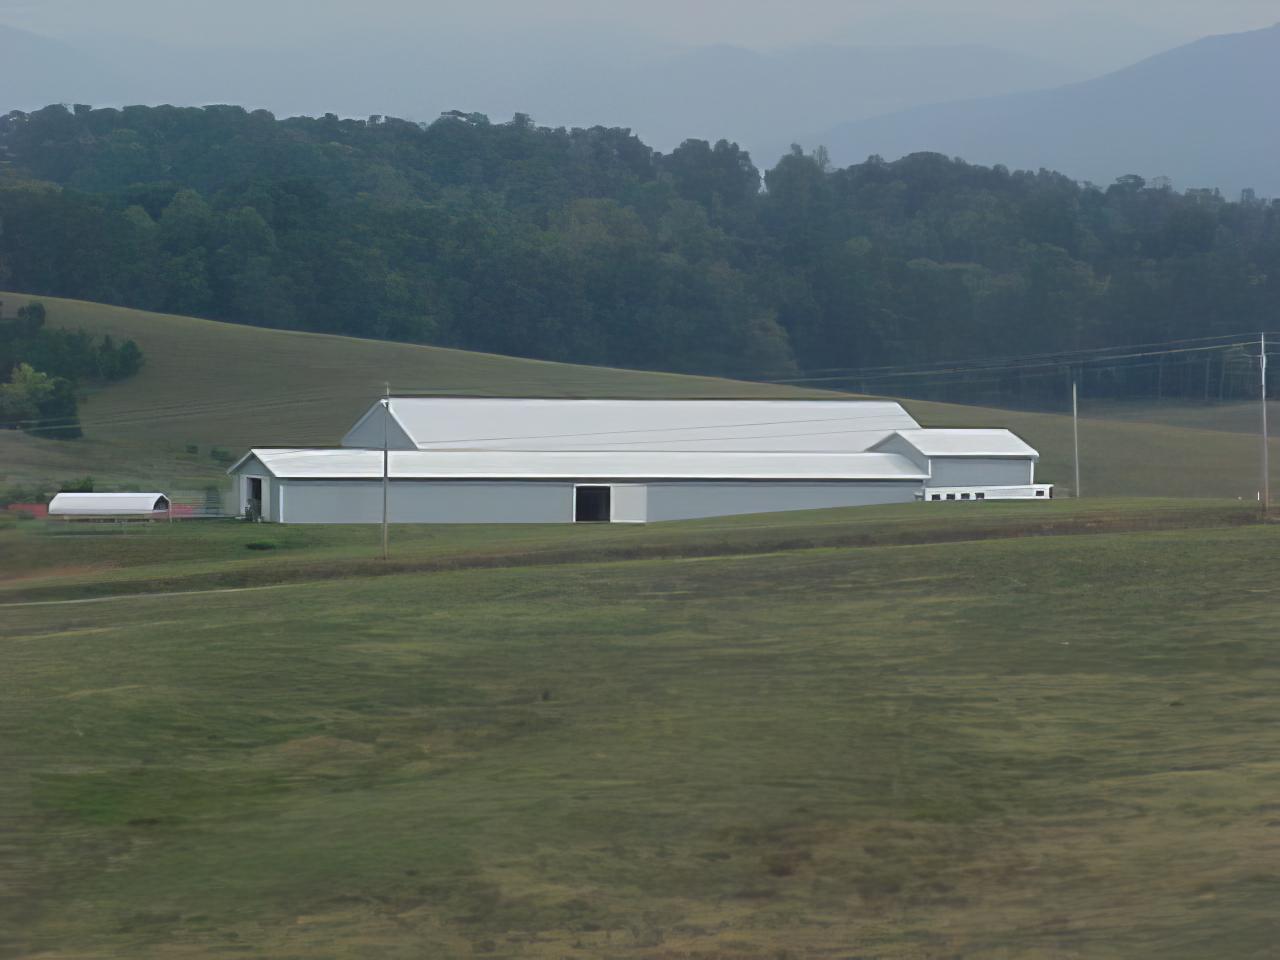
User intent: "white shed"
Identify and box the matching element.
[48,492,172,518]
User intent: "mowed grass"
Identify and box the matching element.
[0,498,1258,603]
[4,502,1280,958]
[2,291,1276,500]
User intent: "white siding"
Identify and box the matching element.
[279,480,574,524]
[645,481,918,522]
[928,457,1033,487]
[868,434,930,472]
[341,404,417,450]
[253,479,921,524]
[610,484,648,523]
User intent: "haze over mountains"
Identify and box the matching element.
[0,24,1077,170]
[2,14,1278,194]
[810,23,1280,196]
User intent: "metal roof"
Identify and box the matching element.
[877,429,1038,459]
[48,493,170,515]
[236,448,929,481]
[342,398,921,452]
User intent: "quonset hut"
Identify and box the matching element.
[48,492,172,520]
[227,398,1051,524]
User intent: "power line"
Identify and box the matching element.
[766,340,1272,386]
[783,330,1280,379]
[8,333,1276,435]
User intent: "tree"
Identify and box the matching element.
[0,362,45,426]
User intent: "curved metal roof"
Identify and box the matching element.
[48,493,170,515]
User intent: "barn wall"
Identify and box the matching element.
[258,478,923,524]
[927,458,1033,487]
[278,480,574,524]
[644,481,918,522]
[229,459,274,518]
[341,408,417,450]
[871,434,929,471]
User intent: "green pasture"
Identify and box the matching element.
[0,498,1257,604]
[4,500,1280,958]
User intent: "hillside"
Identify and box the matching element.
[1,294,1275,502]
[813,22,1280,195]
[0,293,818,493]
[4,107,1279,385]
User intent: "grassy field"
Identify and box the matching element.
[0,498,1259,605]
[4,499,1280,958]
[2,292,1277,501]
[0,293,819,497]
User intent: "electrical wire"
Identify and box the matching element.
[8,334,1275,435]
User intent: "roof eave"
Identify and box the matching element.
[225,450,277,477]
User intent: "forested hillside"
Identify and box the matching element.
[1,104,1277,385]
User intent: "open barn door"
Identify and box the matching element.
[574,485,611,522]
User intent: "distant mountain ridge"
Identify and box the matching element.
[0,23,1075,167]
[809,23,1280,195]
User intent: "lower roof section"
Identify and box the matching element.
[233,448,929,482]
[875,429,1039,459]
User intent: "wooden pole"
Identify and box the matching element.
[1262,334,1270,514]
[382,384,390,560]
[1072,378,1081,498]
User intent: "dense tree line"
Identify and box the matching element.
[0,104,1277,395]
[0,301,144,437]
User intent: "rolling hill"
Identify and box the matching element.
[1,292,1275,502]
[812,22,1280,196]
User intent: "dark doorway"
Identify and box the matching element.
[574,485,611,522]
[247,477,263,519]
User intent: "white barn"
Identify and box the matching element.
[228,398,1051,524]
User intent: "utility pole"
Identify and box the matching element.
[1262,334,1270,514]
[1072,377,1081,498]
[382,383,390,560]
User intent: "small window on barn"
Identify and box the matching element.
[931,494,941,501]
[1036,490,1046,497]
[946,493,956,501]
[960,492,971,500]
[976,492,986,500]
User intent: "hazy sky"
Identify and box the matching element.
[1,0,1277,70]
